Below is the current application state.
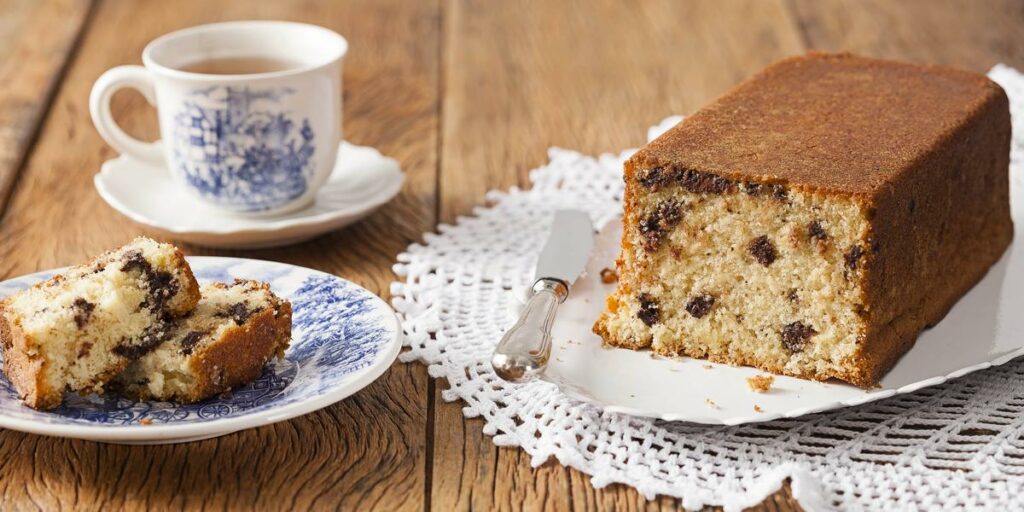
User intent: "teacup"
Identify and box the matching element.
[90,21,347,215]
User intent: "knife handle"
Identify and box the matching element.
[491,278,568,383]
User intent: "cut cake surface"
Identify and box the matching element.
[0,238,201,409]
[594,53,1013,387]
[110,279,292,404]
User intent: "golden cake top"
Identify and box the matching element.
[631,52,1007,195]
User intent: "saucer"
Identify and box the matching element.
[0,257,402,444]
[94,141,405,248]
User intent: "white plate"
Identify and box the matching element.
[541,216,1023,425]
[94,141,404,249]
[0,257,402,444]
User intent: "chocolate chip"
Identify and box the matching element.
[77,341,93,359]
[677,168,734,194]
[771,185,788,201]
[119,250,151,275]
[685,294,715,319]
[179,331,208,356]
[638,166,672,190]
[120,250,180,311]
[112,316,174,359]
[639,215,661,249]
[742,182,762,195]
[637,293,660,326]
[137,269,178,312]
[216,303,253,325]
[808,220,827,241]
[639,200,683,252]
[71,298,95,328]
[781,322,818,353]
[659,200,682,225]
[845,245,864,271]
[786,289,799,303]
[748,236,778,267]
[599,267,618,284]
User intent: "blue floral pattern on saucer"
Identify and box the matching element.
[0,257,400,437]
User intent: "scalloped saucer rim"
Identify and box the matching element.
[94,141,404,248]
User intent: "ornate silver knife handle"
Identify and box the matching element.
[491,278,568,382]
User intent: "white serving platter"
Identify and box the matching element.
[540,210,1023,425]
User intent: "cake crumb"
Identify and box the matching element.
[702,364,714,370]
[747,374,775,393]
[754,405,763,413]
[599,267,618,284]
[140,418,153,426]
[705,398,718,409]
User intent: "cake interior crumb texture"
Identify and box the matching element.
[594,53,1013,387]
[747,374,775,393]
[0,238,200,409]
[111,279,292,404]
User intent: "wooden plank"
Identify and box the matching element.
[434,1,806,510]
[788,0,1024,71]
[0,0,92,215]
[0,0,439,510]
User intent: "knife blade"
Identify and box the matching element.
[491,210,594,382]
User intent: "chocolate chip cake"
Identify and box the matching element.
[110,280,291,404]
[594,53,1013,387]
[0,238,201,409]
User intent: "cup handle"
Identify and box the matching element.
[89,65,163,163]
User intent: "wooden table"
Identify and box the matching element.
[0,0,1021,509]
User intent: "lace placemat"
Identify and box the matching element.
[392,65,1024,511]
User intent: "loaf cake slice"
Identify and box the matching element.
[594,53,1013,387]
[0,238,201,409]
[110,279,291,404]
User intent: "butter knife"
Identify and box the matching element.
[491,210,594,383]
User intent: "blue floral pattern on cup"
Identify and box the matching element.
[0,258,395,427]
[172,86,314,211]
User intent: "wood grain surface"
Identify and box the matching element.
[0,0,438,510]
[0,0,91,216]
[0,0,1022,510]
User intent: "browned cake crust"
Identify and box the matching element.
[0,307,48,407]
[596,53,1013,387]
[112,280,293,404]
[181,297,292,403]
[0,240,200,409]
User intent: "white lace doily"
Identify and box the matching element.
[392,65,1024,511]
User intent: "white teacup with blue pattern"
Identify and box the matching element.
[90,21,347,215]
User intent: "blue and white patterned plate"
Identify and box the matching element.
[0,257,401,444]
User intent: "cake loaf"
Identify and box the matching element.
[594,53,1013,387]
[111,280,291,404]
[0,238,201,409]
